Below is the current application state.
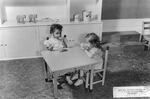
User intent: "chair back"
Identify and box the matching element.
[86,45,109,90]
[140,21,150,42]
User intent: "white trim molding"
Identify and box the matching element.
[0,55,42,61]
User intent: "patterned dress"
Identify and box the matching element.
[44,36,64,51]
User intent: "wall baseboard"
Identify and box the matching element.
[102,18,150,34]
[0,56,42,61]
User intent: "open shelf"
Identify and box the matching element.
[70,0,102,21]
[0,0,102,24]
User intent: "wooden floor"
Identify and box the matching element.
[0,31,150,99]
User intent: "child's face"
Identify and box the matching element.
[53,29,61,39]
[84,37,93,50]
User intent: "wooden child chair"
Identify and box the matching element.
[85,46,109,91]
[139,21,150,50]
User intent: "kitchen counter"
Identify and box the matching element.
[0,21,102,28]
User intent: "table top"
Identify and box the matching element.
[41,47,98,72]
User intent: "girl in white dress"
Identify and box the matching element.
[74,32,104,86]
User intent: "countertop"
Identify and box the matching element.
[0,21,102,28]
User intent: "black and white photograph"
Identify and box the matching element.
[0,0,150,99]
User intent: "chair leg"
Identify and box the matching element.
[148,44,150,50]
[85,71,89,88]
[144,45,148,51]
[90,69,94,90]
[102,77,105,86]
[144,44,150,51]
[102,71,106,86]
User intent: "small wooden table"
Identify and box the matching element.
[41,47,98,99]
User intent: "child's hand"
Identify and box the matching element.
[60,48,68,52]
[46,44,53,51]
[80,43,90,50]
[62,39,68,48]
[80,43,85,49]
[47,46,53,51]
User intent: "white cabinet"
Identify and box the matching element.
[70,0,102,21]
[1,0,102,23]
[0,0,103,60]
[0,26,38,59]
[37,25,50,51]
[63,23,102,41]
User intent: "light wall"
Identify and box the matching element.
[3,0,150,19]
[102,0,150,19]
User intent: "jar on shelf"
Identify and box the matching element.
[16,15,26,24]
[28,14,37,23]
[91,14,98,21]
[82,10,92,22]
[73,14,80,22]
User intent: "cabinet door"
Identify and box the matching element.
[62,23,102,42]
[0,30,5,59]
[38,25,50,51]
[3,26,38,59]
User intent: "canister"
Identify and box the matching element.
[82,10,91,22]
[73,14,80,22]
[29,14,37,23]
[16,15,26,24]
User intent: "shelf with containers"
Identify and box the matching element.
[0,0,70,24]
[0,0,7,24]
[70,0,103,22]
[0,0,102,24]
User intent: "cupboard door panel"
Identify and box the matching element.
[0,47,4,59]
[38,25,50,51]
[38,26,50,41]
[3,27,38,59]
[62,23,102,42]
[0,30,5,59]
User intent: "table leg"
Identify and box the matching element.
[44,61,49,82]
[90,68,94,90]
[53,74,58,99]
[85,71,89,88]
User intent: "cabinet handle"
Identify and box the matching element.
[0,44,3,46]
[4,44,7,46]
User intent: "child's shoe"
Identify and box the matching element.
[71,73,78,80]
[74,79,84,86]
[66,76,73,85]
[57,84,63,89]
[57,82,63,89]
